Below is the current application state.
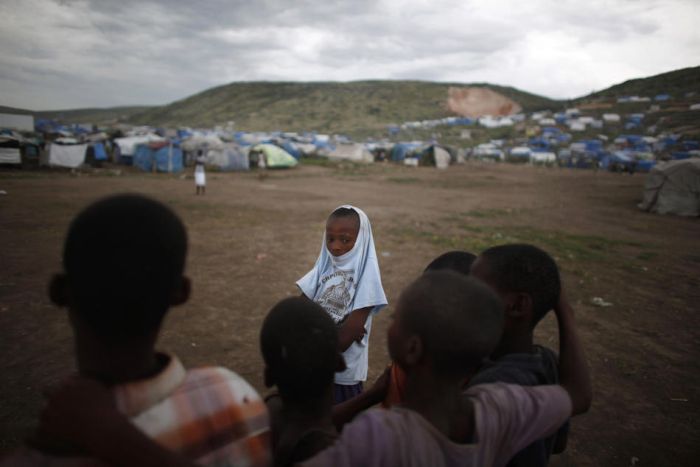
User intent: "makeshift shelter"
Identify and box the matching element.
[414,145,451,169]
[114,134,164,164]
[206,144,250,171]
[133,142,183,173]
[638,159,700,216]
[249,144,298,169]
[49,142,88,168]
[0,133,22,165]
[327,143,374,163]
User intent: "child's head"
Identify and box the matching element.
[51,194,189,344]
[325,207,361,257]
[260,297,344,403]
[388,271,503,379]
[470,244,560,329]
[424,250,476,275]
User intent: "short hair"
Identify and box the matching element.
[260,297,338,402]
[479,244,561,326]
[424,251,476,275]
[398,271,503,378]
[63,194,187,340]
[328,207,360,228]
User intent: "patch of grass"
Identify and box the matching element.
[388,177,420,184]
[464,208,513,218]
[636,251,658,261]
[390,223,654,265]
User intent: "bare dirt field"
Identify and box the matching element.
[1,161,698,465]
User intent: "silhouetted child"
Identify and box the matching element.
[384,250,477,407]
[297,205,388,404]
[261,297,341,466]
[469,243,569,467]
[304,270,591,466]
[6,194,270,466]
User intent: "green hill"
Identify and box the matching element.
[0,105,152,125]
[579,66,700,101]
[128,81,559,132]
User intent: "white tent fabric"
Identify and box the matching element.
[0,147,21,164]
[433,146,450,169]
[0,113,34,131]
[638,159,700,216]
[182,134,224,152]
[327,143,374,163]
[114,134,164,156]
[49,143,87,168]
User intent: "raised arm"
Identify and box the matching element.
[555,289,592,415]
[337,306,373,351]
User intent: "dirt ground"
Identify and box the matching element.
[1,161,698,465]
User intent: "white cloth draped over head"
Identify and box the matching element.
[297,205,388,384]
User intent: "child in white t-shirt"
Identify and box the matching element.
[297,205,388,404]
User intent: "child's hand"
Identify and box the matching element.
[34,375,118,452]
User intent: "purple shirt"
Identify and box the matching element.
[302,383,572,467]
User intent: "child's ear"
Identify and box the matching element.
[49,274,69,307]
[404,335,424,366]
[170,276,191,306]
[263,366,275,388]
[505,293,532,320]
[335,352,347,372]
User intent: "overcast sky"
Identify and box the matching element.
[1,0,698,110]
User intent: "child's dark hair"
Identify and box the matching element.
[479,244,561,326]
[399,271,503,377]
[328,207,360,228]
[63,194,187,340]
[424,251,476,275]
[260,297,339,402]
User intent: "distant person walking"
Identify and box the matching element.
[195,149,206,195]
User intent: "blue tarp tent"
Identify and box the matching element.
[390,142,422,162]
[134,143,183,173]
[93,142,107,161]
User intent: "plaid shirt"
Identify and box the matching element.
[5,355,271,467]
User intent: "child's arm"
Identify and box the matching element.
[555,289,593,415]
[337,306,373,351]
[332,366,390,430]
[35,376,196,467]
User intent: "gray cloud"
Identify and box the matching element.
[0,0,697,109]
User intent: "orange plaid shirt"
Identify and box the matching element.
[5,355,271,466]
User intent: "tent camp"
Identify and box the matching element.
[49,142,88,168]
[206,144,250,171]
[638,159,700,216]
[327,143,374,163]
[249,144,298,169]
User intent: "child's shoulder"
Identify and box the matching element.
[469,345,558,387]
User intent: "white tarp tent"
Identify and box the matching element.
[327,143,374,163]
[638,159,700,216]
[49,143,88,168]
[0,113,34,132]
[114,134,164,156]
[0,148,21,164]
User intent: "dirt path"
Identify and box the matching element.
[1,162,698,465]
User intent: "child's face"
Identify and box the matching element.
[325,216,360,257]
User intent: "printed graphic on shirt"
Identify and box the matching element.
[317,269,355,323]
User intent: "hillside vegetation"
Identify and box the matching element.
[580,66,700,101]
[128,81,559,132]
